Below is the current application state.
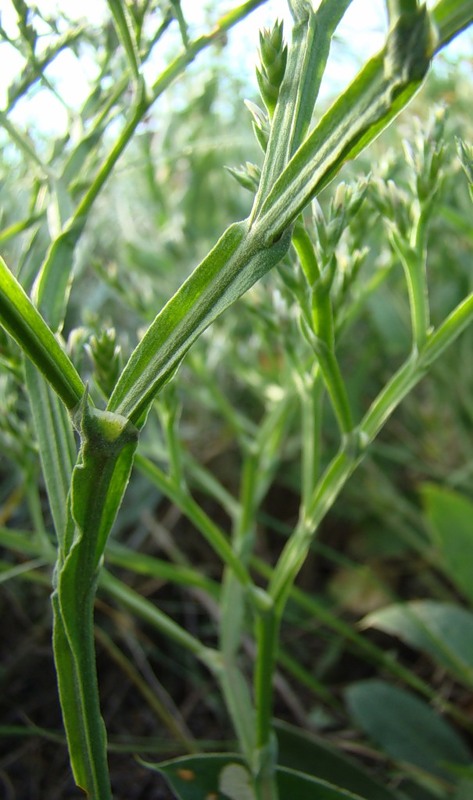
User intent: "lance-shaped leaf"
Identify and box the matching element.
[24,363,76,540]
[0,255,84,409]
[107,221,291,424]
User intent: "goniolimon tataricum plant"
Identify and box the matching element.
[1,0,473,798]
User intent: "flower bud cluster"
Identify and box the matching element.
[315,180,368,263]
[225,161,261,193]
[403,110,446,205]
[370,178,412,239]
[256,21,287,119]
[86,327,122,398]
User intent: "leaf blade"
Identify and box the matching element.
[346,680,472,781]
[0,255,84,409]
[363,601,473,688]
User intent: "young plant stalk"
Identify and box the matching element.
[52,399,138,797]
[248,4,355,795]
[391,226,430,352]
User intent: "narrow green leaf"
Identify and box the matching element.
[0,211,45,244]
[421,293,473,367]
[31,221,85,332]
[29,1,270,335]
[219,662,256,763]
[106,0,141,83]
[52,599,106,796]
[107,222,291,424]
[107,542,220,597]
[170,0,191,49]
[24,363,76,541]
[346,680,472,781]
[432,0,473,49]
[0,256,84,409]
[422,484,473,604]
[135,453,253,586]
[0,557,47,584]
[0,527,49,558]
[100,570,215,663]
[363,601,473,687]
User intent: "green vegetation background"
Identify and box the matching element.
[1,4,473,798]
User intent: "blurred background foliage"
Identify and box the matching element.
[1,1,473,797]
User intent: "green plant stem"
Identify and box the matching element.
[391,220,430,353]
[52,594,112,798]
[299,370,324,512]
[157,397,185,490]
[106,0,141,85]
[0,211,45,244]
[253,557,473,732]
[359,290,473,444]
[0,109,52,176]
[361,355,421,444]
[310,339,354,436]
[51,403,139,797]
[271,447,359,615]
[423,292,473,364]
[135,452,253,587]
[219,452,260,766]
[250,287,473,748]
[3,26,84,113]
[254,609,280,800]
